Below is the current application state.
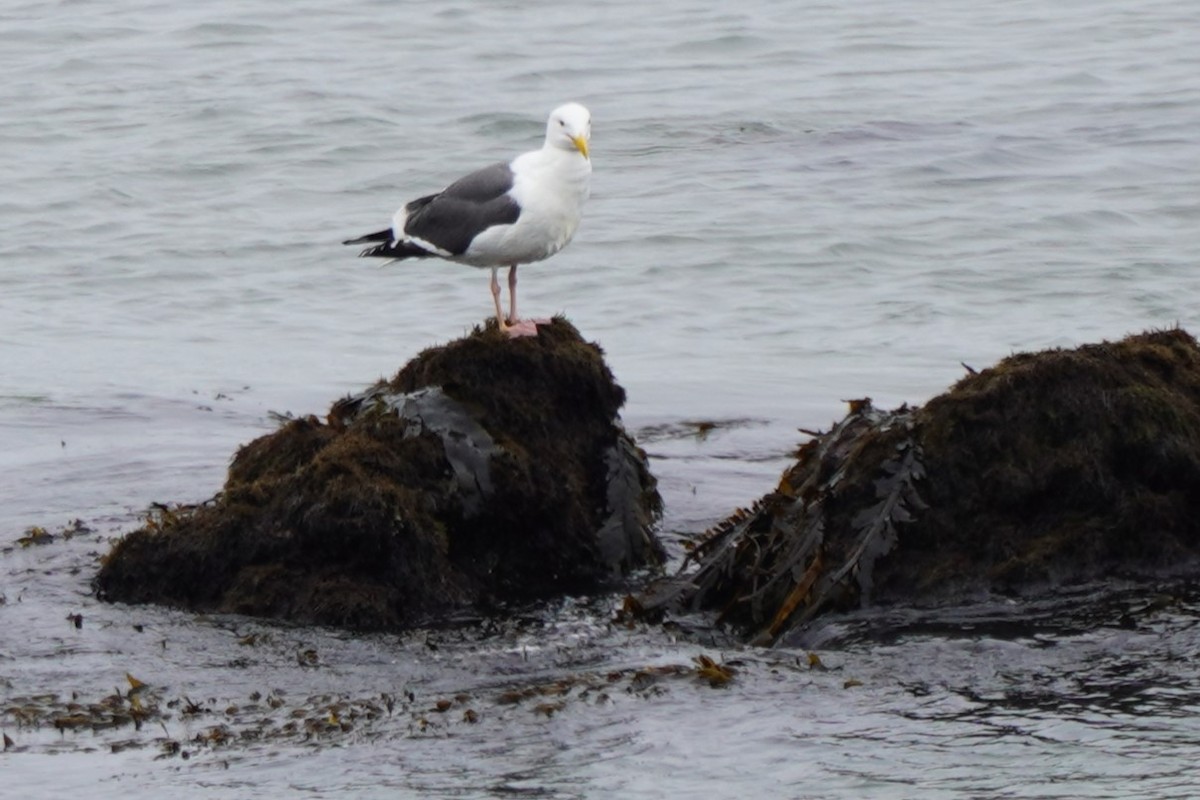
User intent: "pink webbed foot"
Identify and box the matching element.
[501,318,541,338]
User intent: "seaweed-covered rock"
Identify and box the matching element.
[96,318,664,629]
[640,328,1200,644]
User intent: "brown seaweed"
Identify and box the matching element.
[95,318,664,630]
[639,400,924,645]
[639,328,1200,645]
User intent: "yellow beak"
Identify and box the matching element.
[572,135,590,160]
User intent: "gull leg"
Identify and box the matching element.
[508,264,519,323]
[503,264,538,337]
[490,267,507,330]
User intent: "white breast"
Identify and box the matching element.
[461,147,591,266]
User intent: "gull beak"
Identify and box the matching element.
[572,135,590,160]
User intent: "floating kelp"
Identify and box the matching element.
[639,328,1200,645]
[0,648,744,759]
[96,318,663,629]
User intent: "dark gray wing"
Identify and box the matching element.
[402,162,522,256]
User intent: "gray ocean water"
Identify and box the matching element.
[3,0,1200,796]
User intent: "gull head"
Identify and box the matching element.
[546,103,591,160]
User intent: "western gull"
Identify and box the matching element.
[343,103,592,337]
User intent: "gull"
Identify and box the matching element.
[344,103,592,337]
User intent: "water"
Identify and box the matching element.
[3,0,1200,795]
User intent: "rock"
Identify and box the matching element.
[638,328,1200,644]
[95,318,664,629]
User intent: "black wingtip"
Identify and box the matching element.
[354,240,431,260]
[342,228,393,247]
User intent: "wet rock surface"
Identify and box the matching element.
[639,328,1200,644]
[95,318,663,629]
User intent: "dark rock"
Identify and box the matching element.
[639,328,1200,644]
[96,318,664,629]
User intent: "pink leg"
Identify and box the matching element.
[486,264,537,337]
[490,267,506,328]
[508,264,519,322]
[502,263,539,337]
